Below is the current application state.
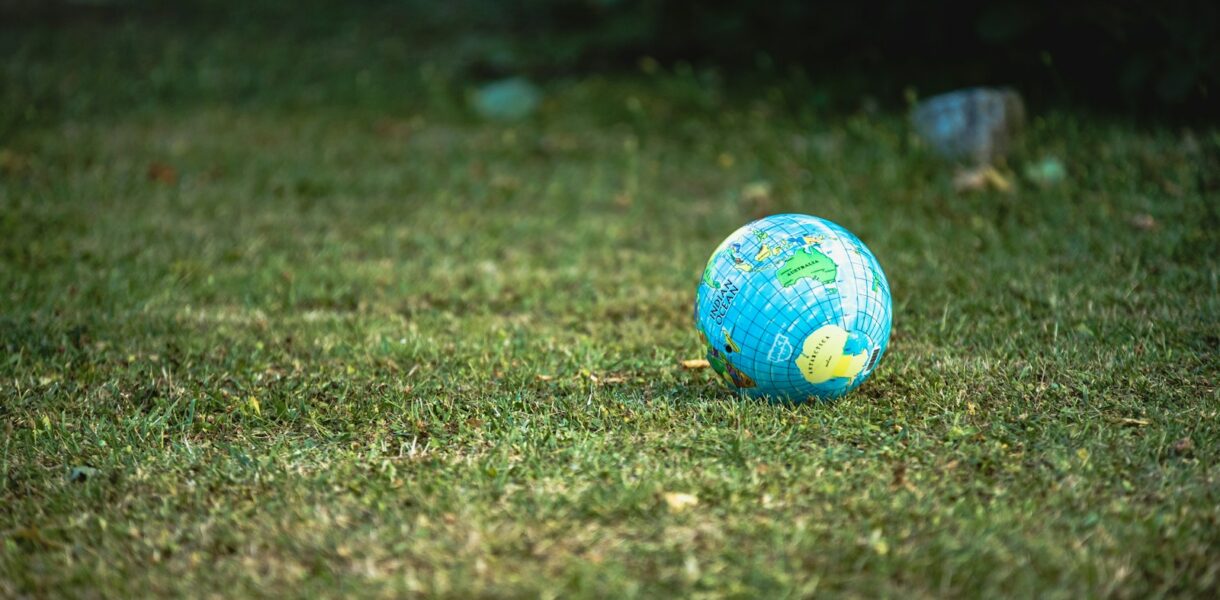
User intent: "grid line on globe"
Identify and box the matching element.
[694,214,892,402]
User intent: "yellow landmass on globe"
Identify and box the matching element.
[795,324,868,384]
[722,328,741,353]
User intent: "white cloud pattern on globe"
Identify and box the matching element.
[694,214,892,402]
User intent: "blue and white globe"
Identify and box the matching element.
[694,214,892,402]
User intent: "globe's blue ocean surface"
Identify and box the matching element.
[694,214,892,402]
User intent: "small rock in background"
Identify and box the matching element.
[742,180,773,217]
[912,87,1025,165]
[1129,213,1159,231]
[1023,156,1067,187]
[67,466,101,483]
[911,87,1025,192]
[472,77,541,121]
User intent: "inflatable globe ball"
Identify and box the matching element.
[694,214,892,402]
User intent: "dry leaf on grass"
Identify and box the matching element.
[0,149,30,176]
[586,373,626,384]
[953,166,1012,193]
[1130,214,1158,231]
[680,359,710,370]
[147,162,178,184]
[1171,437,1194,456]
[535,374,553,381]
[663,492,699,512]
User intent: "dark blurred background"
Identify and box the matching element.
[3,0,1217,123]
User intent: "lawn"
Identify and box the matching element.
[2,7,1219,598]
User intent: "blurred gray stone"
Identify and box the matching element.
[68,466,101,483]
[911,87,1025,166]
[1024,156,1067,186]
[472,77,541,121]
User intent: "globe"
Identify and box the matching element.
[694,214,892,402]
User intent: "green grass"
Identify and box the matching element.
[3,9,1219,598]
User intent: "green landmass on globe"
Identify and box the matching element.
[707,347,756,388]
[777,247,837,288]
[701,262,719,288]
